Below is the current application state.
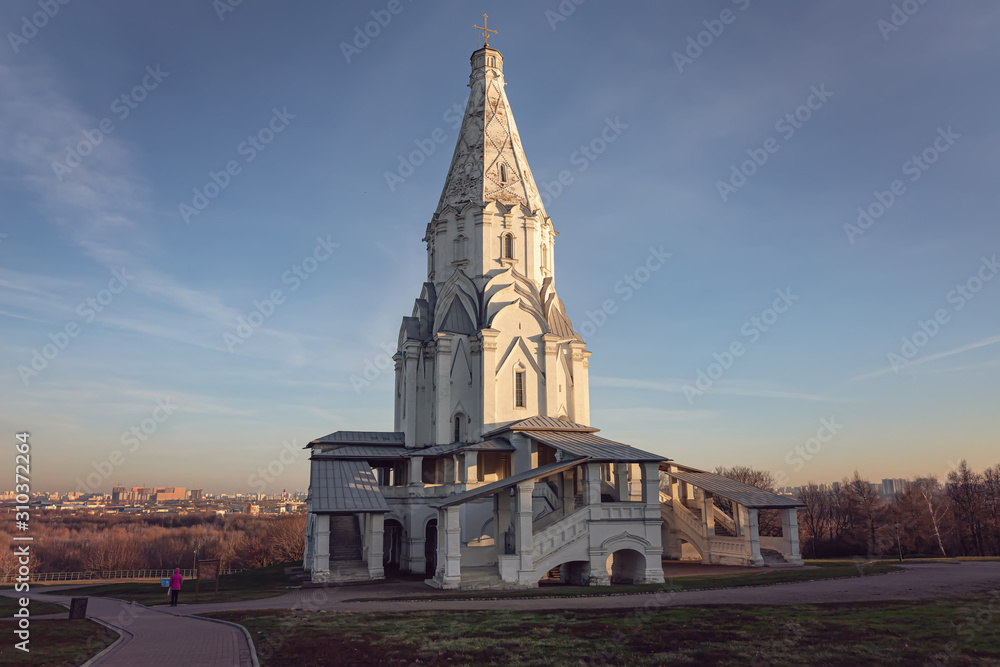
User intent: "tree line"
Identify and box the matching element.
[718,460,1000,558]
[0,513,305,577]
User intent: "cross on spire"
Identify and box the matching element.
[473,14,497,47]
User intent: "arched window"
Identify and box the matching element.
[514,370,525,408]
[453,414,462,443]
[499,163,508,183]
[502,233,514,259]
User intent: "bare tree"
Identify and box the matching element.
[948,460,987,556]
[797,484,828,557]
[847,471,885,556]
[983,464,1000,556]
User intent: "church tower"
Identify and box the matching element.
[393,43,590,448]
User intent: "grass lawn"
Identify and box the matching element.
[0,618,117,665]
[0,597,66,616]
[206,593,1000,666]
[73,562,300,606]
[346,562,902,601]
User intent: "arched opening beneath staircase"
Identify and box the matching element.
[606,548,646,585]
[678,539,702,561]
[537,560,590,587]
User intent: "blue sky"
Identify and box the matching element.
[1,0,997,494]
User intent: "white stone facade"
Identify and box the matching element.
[302,44,803,589]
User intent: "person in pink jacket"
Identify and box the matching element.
[169,568,183,606]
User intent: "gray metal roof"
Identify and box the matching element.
[528,431,667,463]
[482,415,599,438]
[312,445,409,460]
[309,459,389,513]
[665,469,804,509]
[309,431,404,446]
[409,441,467,458]
[465,438,516,452]
[408,438,517,458]
[433,458,587,509]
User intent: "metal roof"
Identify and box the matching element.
[665,470,804,509]
[312,445,409,460]
[528,431,667,463]
[309,459,389,514]
[308,431,404,446]
[409,441,467,458]
[465,438,516,452]
[482,415,599,438]
[433,458,587,508]
[408,438,517,458]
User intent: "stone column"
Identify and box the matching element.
[479,329,500,427]
[409,456,423,487]
[313,514,330,578]
[587,551,610,586]
[640,462,665,583]
[435,334,454,444]
[495,488,512,558]
[561,469,576,516]
[701,491,716,537]
[393,353,403,431]
[469,337,483,441]
[368,513,385,579]
[303,512,315,573]
[510,432,531,475]
[402,341,420,447]
[568,342,590,425]
[406,512,426,575]
[441,506,462,588]
[614,463,630,502]
[782,508,804,565]
[748,509,764,566]
[640,463,660,507]
[464,451,478,485]
[584,463,602,507]
[515,481,535,576]
[541,334,560,415]
[629,463,643,502]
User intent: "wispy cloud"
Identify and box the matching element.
[591,375,836,402]
[852,335,1000,382]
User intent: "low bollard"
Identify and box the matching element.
[68,598,88,620]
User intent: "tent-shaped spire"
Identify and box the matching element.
[436,47,547,216]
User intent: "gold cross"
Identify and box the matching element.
[474,13,497,47]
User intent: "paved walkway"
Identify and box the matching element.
[7,562,999,664]
[2,592,253,666]
[180,561,1000,615]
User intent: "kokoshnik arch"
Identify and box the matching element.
[303,32,804,589]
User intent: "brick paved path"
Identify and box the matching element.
[2,592,254,666]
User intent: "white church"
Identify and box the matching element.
[303,36,803,589]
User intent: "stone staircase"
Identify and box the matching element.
[460,566,502,589]
[760,548,795,567]
[330,515,363,561]
[714,522,735,537]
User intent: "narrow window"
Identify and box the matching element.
[515,370,525,407]
[503,233,514,259]
[499,164,507,182]
[453,415,461,443]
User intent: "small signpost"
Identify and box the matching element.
[68,597,88,620]
[195,559,221,601]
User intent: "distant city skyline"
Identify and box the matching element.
[1,2,998,492]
